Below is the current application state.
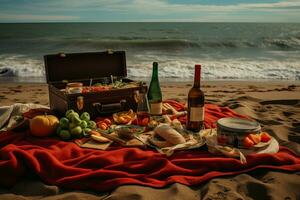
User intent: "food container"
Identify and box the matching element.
[44,50,147,118]
[216,117,261,148]
[66,82,83,94]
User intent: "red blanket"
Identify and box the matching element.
[0,102,300,192]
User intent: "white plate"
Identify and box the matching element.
[240,137,279,155]
[253,138,272,148]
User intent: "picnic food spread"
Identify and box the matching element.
[17,60,274,161]
[12,54,277,161]
[65,80,141,94]
[1,53,297,194]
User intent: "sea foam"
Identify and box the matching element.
[0,55,44,77]
[1,54,299,81]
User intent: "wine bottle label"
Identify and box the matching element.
[150,102,162,115]
[190,107,204,122]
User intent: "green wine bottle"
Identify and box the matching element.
[147,62,162,115]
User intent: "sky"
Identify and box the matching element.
[0,0,299,22]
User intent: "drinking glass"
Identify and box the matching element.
[136,90,150,126]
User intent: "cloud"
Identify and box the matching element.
[0,0,299,22]
[0,13,80,22]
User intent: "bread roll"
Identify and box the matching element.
[154,124,186,145]
[149,138,173,148]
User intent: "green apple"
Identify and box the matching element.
[72,116,82,125]
[70,126,83,138]
[83,128,91,134]
[67,112,79,121]
[82,128,92,137]
[69,122,77,130]
[59,129,71,140]
[87,120,96,129]
[56,126,62,136]
[80,112,90,121]
[65,109,75,117]
[80,120,88,129]
[59,117,69,129]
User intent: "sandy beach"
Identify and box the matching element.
[0,80,300,199]
[1,80,300,105]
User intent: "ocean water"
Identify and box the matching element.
[0,22,300,82]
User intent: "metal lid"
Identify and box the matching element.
[217,117,261,134]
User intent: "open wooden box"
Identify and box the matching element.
[44,50,146,118]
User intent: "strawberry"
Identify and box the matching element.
[260,132,272,143]
[243,136,255,148]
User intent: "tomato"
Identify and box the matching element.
[81,88,90,93]
[99,123,108,130]
[141,117,149,126]
[103,118,112,125]
[99,124,108,130]
[243,136,254,148]
[97,121,108,129]
[260,132,271,143]
[248,133,261,144]
[93,87,102,92]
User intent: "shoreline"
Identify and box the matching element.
[0,76,299,84]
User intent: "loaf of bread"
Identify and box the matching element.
[149,138,173,148]
[154,124,186,145]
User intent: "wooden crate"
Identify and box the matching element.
[44,50,146,118]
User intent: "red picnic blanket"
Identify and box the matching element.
[0,101,300,192]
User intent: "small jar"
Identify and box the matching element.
[66,82,83,94]
[217,117,261,148]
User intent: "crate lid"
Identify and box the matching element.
[44,50,127,83]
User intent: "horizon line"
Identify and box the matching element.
[1,21,299,24]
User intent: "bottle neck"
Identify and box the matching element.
[151,63,159,81]
[193,64,201,88]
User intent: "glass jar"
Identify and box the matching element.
[66,82,83,94]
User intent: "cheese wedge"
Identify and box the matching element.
[91,134,111,143]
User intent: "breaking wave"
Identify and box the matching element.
[1,54,299,81]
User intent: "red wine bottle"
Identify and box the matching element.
[186,64,205,132]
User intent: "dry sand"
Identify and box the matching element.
[0,80,300,199]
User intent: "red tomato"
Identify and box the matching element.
[141,118,149,126]
[103,118,112,125]
[248,133,261,145]
[97,121,107,129]
[98,122,108,130]
[243,136,254,148]
[82,88,90,93]
[260,132,271,143]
